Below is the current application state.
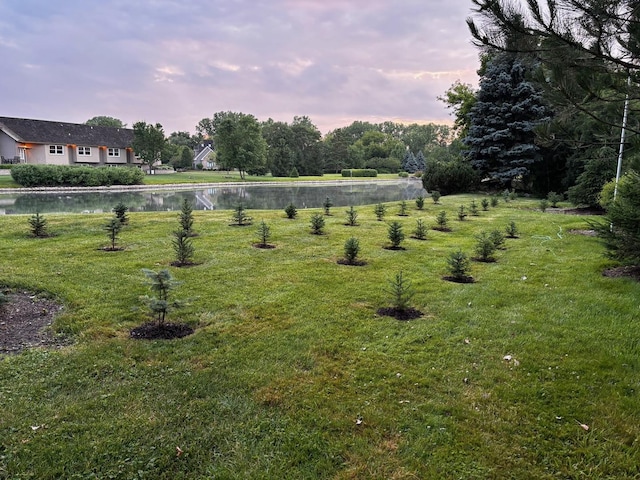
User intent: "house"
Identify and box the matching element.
[193,141,217,170]
[0,116,139,167]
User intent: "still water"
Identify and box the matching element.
[0,180,426,215]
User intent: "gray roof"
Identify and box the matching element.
[0,116,134,148]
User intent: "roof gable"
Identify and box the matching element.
[0,116,134,148]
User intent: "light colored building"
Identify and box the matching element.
[0,116,139,166]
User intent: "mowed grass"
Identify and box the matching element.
[1,195,639,479]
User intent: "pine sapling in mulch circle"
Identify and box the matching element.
[113,202,129,225]
[338,237,366,266]
[434,210,451,232]
[547,191,563,208]
[489,229,506,250]
[310,213,325,235]
[131,269,193,340]
[470,200,479,216]
[415,195,425,210]
[345,206,359,226]
[374,203,387,221]
[481,198,490,211]
[443,249,474,283]
[385,221,405,250]
[284,203,298,219]
[377,271,422,320]
[28,212,50,238]
[323,197,333,216]
[505,221,519,238]
[431,190,441,204]
[171,229,196,266]
[491,195,499,207]
[473,231,497,262]
[412,219,428,240]
[398,200,409,216]
[254,220,275,249]
[231,203,253,226]
[102,216,123,251]
[457,205,467,221]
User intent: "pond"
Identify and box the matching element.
[0,180,426,215]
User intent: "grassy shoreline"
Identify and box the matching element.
[1,195,639,479]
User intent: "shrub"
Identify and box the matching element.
[413,219,428,240]
[446,250,471,280]
[431,191,441,204]
[172,229,195,266]
[502,189,511,202]
[231,203,252,226]
[140,269,182,325]
[398,200,409,216]
[345,206,358,226]
[415,196,425,210]
[387,221,405,248]
[310,213,325,234]
[343,237,361,265]
[490,196,499,207]
[474,231,497,262]
[323,197,333,215]
[341,169,378,177]
[489,229,506,249]
[11,164,144,187]
[539,199,549,212]
[179,199,195,235]
[289,167,299,178]
[481,198,490,211]
[104,216,123,250]
[365,156,401,174]
[398,171,409,178]
[113,202,129,225]
[284,203,298,219]
[256,220,272,247]
[568,153,616,208]
[385,271,414,312]
[457,205,467,221]
[374,203,387,221]
[505,221,519,238]
[547,191,563,207]
[421,160,478,195]
[28,212,49,238]
[509,190,517,201]
[435,211,449,231]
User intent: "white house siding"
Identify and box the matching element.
[44,145,70,165]
[75,145,100,164]
[0,131,17,159]
[106,147,127,164]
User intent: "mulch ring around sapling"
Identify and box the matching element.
[130,322,194,340]
[442,275,475,284]
[337,259,367,266]
[382,246,406,251]
[602,265,640,282]
[169,261,202,267]
[377,307,423,321]
[253,243,276,249]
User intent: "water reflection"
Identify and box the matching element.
[0,180,425,215]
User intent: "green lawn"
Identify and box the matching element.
[142,171,400,185]
[1,195,639,479]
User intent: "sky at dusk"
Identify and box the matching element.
[0,0,481,135]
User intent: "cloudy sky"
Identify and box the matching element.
[0,0,480,135]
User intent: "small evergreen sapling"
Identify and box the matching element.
[505,221,519,238]
[28,212,49,238]
[387,221,405,249]
[446,250,472,282]
[323,197,333,215]
[539,199,549,212]
[172,229,195,266]
[490,196,499,207]
[474,231,497,262]
[457,205,467,221]
[434,211,450,231]
[398,200,409,216]
[374,203,387,221]
[481,198,490,211]
[415,196,425,210]
[140,268,182,325]
[547,191,563,207]
[179,199,195,236]
[310,213,325,235]
[231,203,253,226]
[431,191,441,204]
[470,200,479,216]
[412,219,428,240]
[385,271,414,312]
[489,229,506,249]
[104,216,123,250]
[113,202,129,225]
[345,206,358,226]
[284,203,298,219]
[341,237,362,265]
[255,220,273,248]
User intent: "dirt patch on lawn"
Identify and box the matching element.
[602,265,640,282]
[0,291,67,354]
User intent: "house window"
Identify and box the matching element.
[108,148,120,157]
[49,145,63,155]
[78,147,91,156]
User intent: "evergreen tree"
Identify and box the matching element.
[415,150,426,172]
[465,53,551,188]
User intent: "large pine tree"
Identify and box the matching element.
[465,53,551,188]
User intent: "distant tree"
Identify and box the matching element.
[132,121,166,170]
[415,150,426,172]
[262,119,294,177]
[290,116,323,175]
[212,112,267,179]
[86,116,125,128]
[438,81,476,138]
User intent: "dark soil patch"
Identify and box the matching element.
[410,236,427,240]
[130,321,194,340]
[0,291,67,354]
[253,243,276,249]
[547,207,604,216]
[602,265,640,282]
[472,257,497,263]
[169,260,202,267]
[442,275,475,284]
[99,246,125,251]
[337,258,367,266]
[432,227,452,232]
[570,229,597,237]
[383,246,406,251]
[377,307,423,321]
